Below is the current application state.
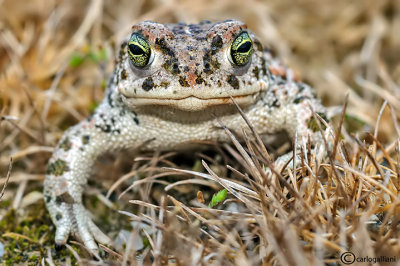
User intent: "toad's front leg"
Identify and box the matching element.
[44,102,141,253]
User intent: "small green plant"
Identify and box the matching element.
[208,189,227,208]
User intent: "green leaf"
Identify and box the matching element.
[69,53,86,67]
[208,189,227,208]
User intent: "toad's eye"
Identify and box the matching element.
[128,33,152,68]
[229,32,253,66]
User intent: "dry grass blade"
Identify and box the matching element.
[163,166,260,199]
[0,157,12,201]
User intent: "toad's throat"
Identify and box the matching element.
[123,93,260,111]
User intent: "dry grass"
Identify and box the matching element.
[1,0,400,264]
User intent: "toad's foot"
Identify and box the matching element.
[49,202,112,254]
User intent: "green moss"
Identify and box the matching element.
[0,200,82,264]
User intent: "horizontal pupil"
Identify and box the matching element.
[236,41,251,53]
[129,44,146,55]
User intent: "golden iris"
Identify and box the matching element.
[230,32,253,66]
[128,33,152,67]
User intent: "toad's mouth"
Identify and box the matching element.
[122,92,260,111]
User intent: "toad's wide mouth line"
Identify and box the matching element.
[123,93,261,111]
[124,92,259,101]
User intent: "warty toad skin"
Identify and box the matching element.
[44,20,327,253]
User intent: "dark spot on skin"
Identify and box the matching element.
[203,49,220,74]
[58,137,72,151]
[160,81,170,89]
[45,195,51,203]
[46,159,70,176]
[142,77,154,91]
[211,35,223,55]
[261,57,267,76]
[133,117,140,125]
[107,91,114,107]
[227,74,240,90]
[217,80,222,87]
[189,24,202,34]
[95,123,111,133]
[82,135,90,144]
[272,99,280,107]
[172,63,180,73]
[204,62,211,73]
[183,66,190,73]
[294,97,304,104]
[119,41,128,62]
[56,213,62,221]
[179,76,190,87]
[252,66,260,80]
[162,58,181,75]
[298,84,306,92]
[195,76,205,84]
[155,37,175,57]
[56,192,75,205]
[121,69,127,80]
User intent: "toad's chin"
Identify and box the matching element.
[122,92,261,112]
